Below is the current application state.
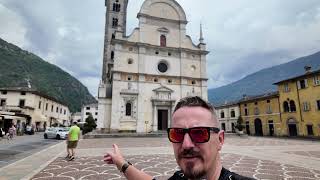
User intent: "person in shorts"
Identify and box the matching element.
[66,121,80,161]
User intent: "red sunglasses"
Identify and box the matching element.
[167,127,220,143]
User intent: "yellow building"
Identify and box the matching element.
[274,67,320,137]
[239,92,282,136]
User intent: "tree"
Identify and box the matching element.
[82,113,97,135]
[235,116,244,131]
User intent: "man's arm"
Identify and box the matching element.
[68,128,71,141]
[104,144,153,180]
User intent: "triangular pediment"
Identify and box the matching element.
[153,85,174,93]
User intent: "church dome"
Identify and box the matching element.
[138,0,187,22]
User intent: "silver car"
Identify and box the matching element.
[44,127,69,140]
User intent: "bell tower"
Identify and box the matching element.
[101,0,128,85]
[98,0,128,130]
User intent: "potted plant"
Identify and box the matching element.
[235,116,245,136]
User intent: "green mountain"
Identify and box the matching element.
[208,51,320,106]
[0,38,97,112]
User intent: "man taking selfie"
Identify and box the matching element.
[104,96,253,180]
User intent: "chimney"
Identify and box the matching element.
[304,66,312,73]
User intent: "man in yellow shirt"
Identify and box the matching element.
[66,121,81,161]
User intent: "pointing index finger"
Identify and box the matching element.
[113,144,119,153]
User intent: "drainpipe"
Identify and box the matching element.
[277,95,282,136]
[295,81,304,136]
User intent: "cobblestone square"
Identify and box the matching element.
[31,136,320,180]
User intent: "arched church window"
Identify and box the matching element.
[113,3,116,11]
[289,100,296,112]
[112,33,115,39]
[160,35,166,47]
[111,51,114,60]
[125,102,132,116]
[113,0,121,12]
[112,18,118,27]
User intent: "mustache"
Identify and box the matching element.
[178,148,201,158]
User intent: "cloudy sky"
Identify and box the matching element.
[0,0,319,96]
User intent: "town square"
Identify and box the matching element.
[1,135,320,179]
[1,0,320,179]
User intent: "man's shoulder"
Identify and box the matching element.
[70,125,79,130]
[167,171,187,180]
[166,168,255,180]
[219,167,255,180]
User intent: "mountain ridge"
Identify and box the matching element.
[208,51,320,106]
[0,38,97,112]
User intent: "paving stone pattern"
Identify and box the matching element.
[32,153,320,180]
[285,151,320,159]
[76,136,317,149]
[30,136,320,180]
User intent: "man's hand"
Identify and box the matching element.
[103,144,125,170]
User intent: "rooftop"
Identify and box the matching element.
[0,87,69,107]
[274,68,320,85]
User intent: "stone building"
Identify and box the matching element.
[97,0,209,133]
[71,112,81,123]
[238,92,282,136]
[215,102,240,133]
[81,103,99,122]
[0,87,70,133]
[274,66,320,137]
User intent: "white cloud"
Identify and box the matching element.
[0,4,28,47]
[0,0,319,93]
[79,76,100,97]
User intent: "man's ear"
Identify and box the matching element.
[217,130,225,150]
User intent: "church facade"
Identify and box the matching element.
[97,0,209,133]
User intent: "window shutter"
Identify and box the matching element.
[305,79,308,88]
[308,102,311,111]
[297,81,301,89]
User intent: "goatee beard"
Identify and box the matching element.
[182,162,206,180]
[179,148,206,179]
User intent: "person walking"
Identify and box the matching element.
[66,121,80,161]
[8,125,16,140]
[0,127,4,140]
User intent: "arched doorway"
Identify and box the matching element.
[288,119,298,136]
[254,118,263,136]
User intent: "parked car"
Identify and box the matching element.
[25,125,34,135]
[44,127,69,140]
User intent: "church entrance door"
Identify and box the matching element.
[158,110,168,131]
